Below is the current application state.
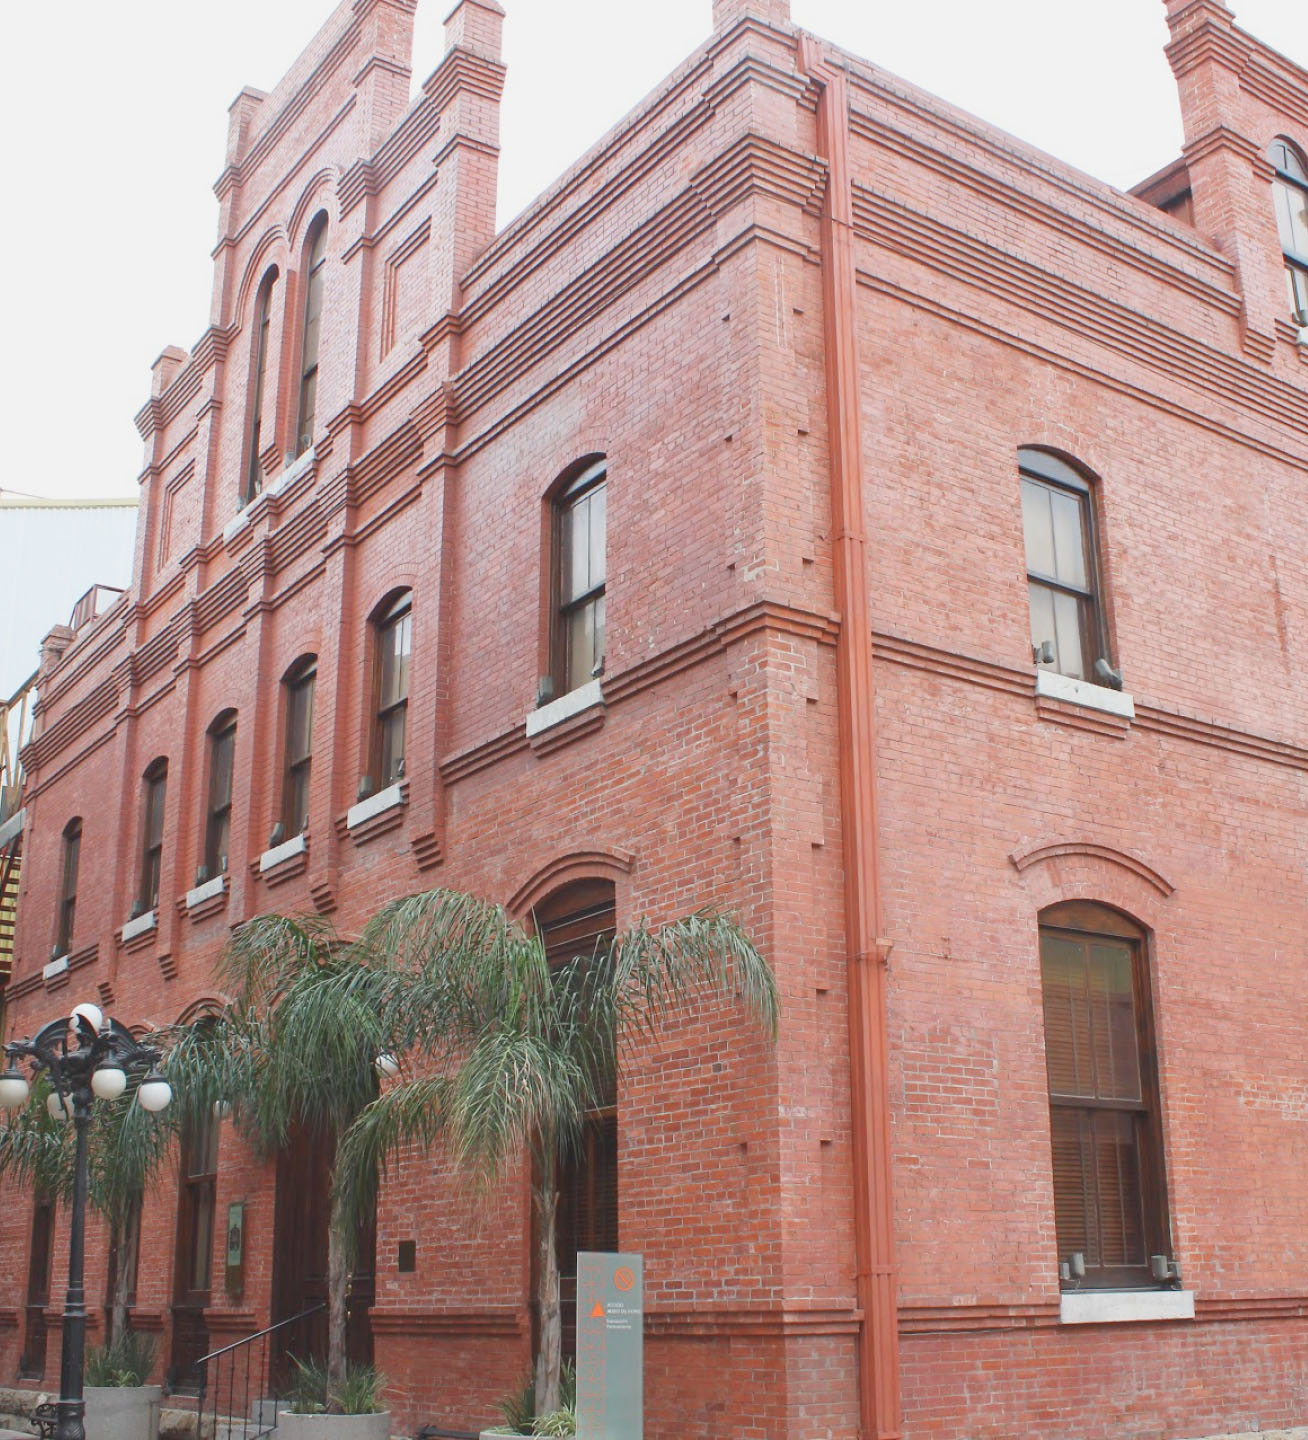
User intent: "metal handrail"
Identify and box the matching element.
[195,1302,325,1367]
[194,1302,326,1440]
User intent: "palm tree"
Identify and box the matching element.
[163,914,385,1409]
[328,889,779,1419]
[0,1072,176,1346]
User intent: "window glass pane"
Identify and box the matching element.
[1049,1107,1091,1259]
[381,708,406,785]
[1049,488,1088,590]
[1021,478,1055,577]
[287,765,311,835]
[147,775,166,848]
[287,673,314,764]
[592,592,605,675]
[1089,942,1141,1101]
[1028,582,1056,665]
[379,612,411,708]
[1052,591,1085,679]
[1288,265,1308,319]
[1274,179,1308,261]
[1042,935,1093,1096]
[63,828,81,903]
[210,727,235,812]
[1091,1111,1146,1267]
[588,483,606,587]
[568,493,592,601]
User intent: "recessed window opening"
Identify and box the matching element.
[244,267,279,505]
[1270,140,1308,324]
[55,818,81,957]
[372,594,411,789]
[1020,449,1112,684]
[282,657,316,836]
[295,216,328,457]
[553,459,607,696]
[138,760,168,913]
[1039,901,1171,1289]
[204,712,237,877]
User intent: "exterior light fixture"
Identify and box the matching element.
[3,1003,171,1440]
[375,1052,401,1079]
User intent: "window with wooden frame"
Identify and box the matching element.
[1270,139,1308,324]
[1039,901,1171,1289]
[244,266,278,505]
[138,760,168,912]
[371,593,412,789]
[533,879,618,1361]
[552,459,607,695]
[295,215,328,457]
[204,712,237,877]
[1020,449,1109,683]
[282,657,316,835]
[55,817,81,957]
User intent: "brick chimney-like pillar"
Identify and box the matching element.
[713,0,791,30]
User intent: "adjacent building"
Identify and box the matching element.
[2,0,1306,1436]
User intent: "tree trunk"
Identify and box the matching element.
[326,1188,349,1413]
[533,1164,562,1420]
[108,1202,140,1347]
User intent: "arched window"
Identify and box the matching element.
[282,656,317,836]
[1019,449,1112,684]
[54,817,81,958]
[1039,902,1171,1289]
[371,593,411,789]
[138,760,168,913]
[204,712,237,877]
[550,458,607,696]
[1269,140,1308,323]
[532,879,618,1362]
[295,215,328,457]
[244,266,279,505]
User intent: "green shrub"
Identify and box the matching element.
[532,1406,576,1437]
[86,1330,157,1387]
[283,1357,386,1416]
[495,1362,576,1435]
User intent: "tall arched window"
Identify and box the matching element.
[295,215,328,457]
[54,817,81,958]
[1039,902,1171,1288]
[204,712,237,877]
[244,267,279,505]
[371,593,412,789]
[551,458,607,695]
[1269,140,1308,324]
[1019,448,1111,684]
[138,760,168,913]
[532,879,618,1362]
[282,656,317,835]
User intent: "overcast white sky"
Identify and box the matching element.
[2,0,1305,505]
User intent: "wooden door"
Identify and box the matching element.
[271,1125,375,1388]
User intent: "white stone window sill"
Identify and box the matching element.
[222,447,316,547]
[260,832,307,871]
[526,678,604,738]
[185,874,227,910]
[43,954,70,981]
[1036,667,1135,719]
[1060,1289,1194,1324]
[265,444,316,499]
[347,782,405,830]
[121,909,157,942]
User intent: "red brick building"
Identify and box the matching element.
[2,0,1307,1436]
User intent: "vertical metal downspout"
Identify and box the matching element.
[798,34,902,1440]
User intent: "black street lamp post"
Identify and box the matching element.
[0,1003,172,1440]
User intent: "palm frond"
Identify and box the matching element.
[332,1075,455,1251]
[605,910,779,1041]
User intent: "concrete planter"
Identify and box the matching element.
[85,1384,162,1440]
[276,1410,391,1440]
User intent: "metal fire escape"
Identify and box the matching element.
[1,672,37,1023]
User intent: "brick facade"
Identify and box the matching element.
[2,0,1306,1436]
